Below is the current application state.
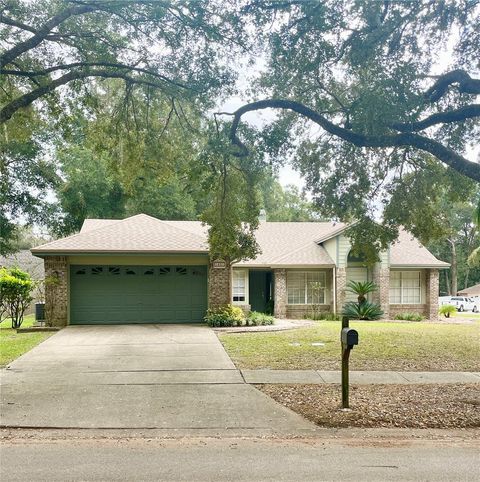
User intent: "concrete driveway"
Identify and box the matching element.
[0,325,316,436]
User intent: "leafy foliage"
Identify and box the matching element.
[229,1,480,248]
[393,313,424,322]
[439,304,457,318]
[204,304,245,328]
[0,267,34,328]
[246,311,274,326]
[342,301,383,321]
[304,311,341,321]
[346,280,378,304]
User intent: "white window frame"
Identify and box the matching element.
[232,269,249,305]
[287,271,327,305]
[390,271,422,304]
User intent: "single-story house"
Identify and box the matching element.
[31,213,449,325]
[457,283,480,297]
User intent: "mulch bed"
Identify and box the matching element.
[258,383,480,429]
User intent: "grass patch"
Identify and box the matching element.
[219,320,480,371]
[0,315,54,367]
[258,383,480,428]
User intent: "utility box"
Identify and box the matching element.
[341,327,358,348]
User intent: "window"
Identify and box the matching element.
[287,271,326,305]
[159,267,171,275]
[232,270,247,303]
[390,271,421,304]
[176,267,187,275]
[108,267,120,276]
[91,266,103,275]
[143,268,154,275]
[75,268,86,275]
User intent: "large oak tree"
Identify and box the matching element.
[224,0,480,252]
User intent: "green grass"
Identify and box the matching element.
[0,315,54,367]
[219,320,480,371]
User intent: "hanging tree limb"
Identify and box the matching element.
[222,98,480,182]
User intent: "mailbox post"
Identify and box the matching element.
[341,316,358,409]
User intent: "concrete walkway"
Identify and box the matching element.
[241,369,480,384]
[0,325,316,436]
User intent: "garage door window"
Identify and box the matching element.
[159,267,171,275]
[108,267,120,275]
[91,266,103,275]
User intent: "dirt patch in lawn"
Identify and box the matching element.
[258,383,480,429]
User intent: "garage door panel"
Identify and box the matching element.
[70,265,207,324]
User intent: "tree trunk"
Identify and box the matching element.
[464,266,470,290]
[445,270,451,296]
[449,240,458,295]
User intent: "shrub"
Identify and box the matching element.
[204,304,245,327]
[0,267,35,328]
[342,301,383,320]
[304,311,341,321]
[246,311,274,326]
[394,312,424,321]
[439,304,457,318]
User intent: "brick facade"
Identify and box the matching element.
[208,261,232,308]
[44,256,68,327]
[426,268,439,321]
[372,265,390,319]
[273,268,287,318]
[335,267,347,314]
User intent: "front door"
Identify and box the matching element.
[249,270,272,312]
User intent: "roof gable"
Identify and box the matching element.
[32,214,208,254]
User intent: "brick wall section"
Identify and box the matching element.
[426,268,440,321]
[44,256,68,327]
[372,265,390,319]
[335,268,347,314]
[273,268,287,318]
[208,262,232,308]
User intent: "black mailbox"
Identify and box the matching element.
[341,328,359,348]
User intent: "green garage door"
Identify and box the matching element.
[70,265,207,324]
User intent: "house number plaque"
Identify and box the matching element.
[212,259,227,269]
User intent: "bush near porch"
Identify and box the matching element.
[219,320,480,372]
[0,315,53,367]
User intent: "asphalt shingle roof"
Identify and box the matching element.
[31,214,448,268]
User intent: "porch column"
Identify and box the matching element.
[208,261,232,308]
[273,268,287,318]
[335,267,347,314]
[426,268,439,321]
[44,256,68,327]
[372,264,390,319]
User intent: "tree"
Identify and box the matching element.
[200,132,261,264]
[467,201,480,268]
[1,0,245,124]
[0,266,34,328]
[0,104,58,254]
[224,1,480,248]
[427,190,480,295]
[51,145,126,235]
[259,178,321,221]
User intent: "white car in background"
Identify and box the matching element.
[447,296,479,312]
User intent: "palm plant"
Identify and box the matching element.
[343,280,383,320]
[346,280,378,304]
[439,304,457,318]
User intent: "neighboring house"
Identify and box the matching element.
[457,283,480,298]
[1,250,45,314]
[31,213,449,326]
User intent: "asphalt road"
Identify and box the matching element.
[1,435,479,481]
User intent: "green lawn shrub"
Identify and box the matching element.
[246,311,274,326]
[204,304,245,327]
[394,312,424,321]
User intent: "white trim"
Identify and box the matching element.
[232,268,249,305]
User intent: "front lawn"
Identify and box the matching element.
[219,320,480,371]
[0,315,54,367]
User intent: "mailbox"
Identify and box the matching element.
[341,328,359,348]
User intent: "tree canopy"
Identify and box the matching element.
[225,0,479,251]
[1,0,479,260]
